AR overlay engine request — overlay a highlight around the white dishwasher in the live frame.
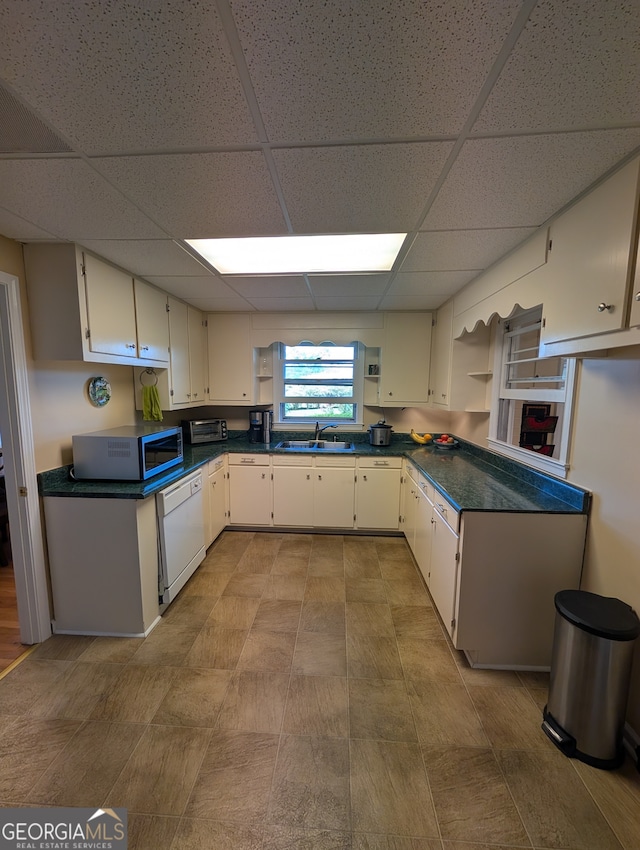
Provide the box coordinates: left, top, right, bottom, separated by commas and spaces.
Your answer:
156, 469, 206, 604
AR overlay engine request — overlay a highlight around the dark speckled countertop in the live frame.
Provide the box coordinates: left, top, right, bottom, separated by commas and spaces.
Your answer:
37, 432, 590, 514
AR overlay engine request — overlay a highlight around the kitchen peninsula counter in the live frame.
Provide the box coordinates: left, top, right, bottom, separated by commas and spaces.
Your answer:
38, 433, 589, 515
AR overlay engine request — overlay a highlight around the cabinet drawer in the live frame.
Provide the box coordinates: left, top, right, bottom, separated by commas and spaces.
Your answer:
358, 456, 402, 469
272, 454, 313, 467
416, 473, 434, 503
315, 455, 356, 468
432, 490, 459, 531
228, 454, 270, 466
208, 457, 226, 475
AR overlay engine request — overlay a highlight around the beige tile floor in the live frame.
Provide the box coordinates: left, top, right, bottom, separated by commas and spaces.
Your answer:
1, 531, 639, 850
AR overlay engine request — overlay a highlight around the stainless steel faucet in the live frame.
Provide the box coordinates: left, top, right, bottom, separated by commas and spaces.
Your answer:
314, 422, 338, 440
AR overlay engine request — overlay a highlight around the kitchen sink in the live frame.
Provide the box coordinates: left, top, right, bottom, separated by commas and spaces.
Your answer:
275, 440, 354, 452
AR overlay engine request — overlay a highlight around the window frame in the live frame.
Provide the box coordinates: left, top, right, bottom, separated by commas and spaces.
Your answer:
273, 341, 365, 427
487, 309, 577, 479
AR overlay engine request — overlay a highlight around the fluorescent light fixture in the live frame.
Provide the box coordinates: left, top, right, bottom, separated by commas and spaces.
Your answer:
186, 233, 406, 274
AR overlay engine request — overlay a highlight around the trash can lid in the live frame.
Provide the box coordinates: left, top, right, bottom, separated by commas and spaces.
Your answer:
555, 590, 640, 641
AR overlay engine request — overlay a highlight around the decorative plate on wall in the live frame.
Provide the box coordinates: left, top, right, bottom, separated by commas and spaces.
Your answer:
88, 376, 111, 407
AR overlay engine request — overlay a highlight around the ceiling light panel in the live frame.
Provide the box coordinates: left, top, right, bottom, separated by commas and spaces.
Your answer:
272, 143, 453, 233
186, 234, 406, 274
229, 0, 521, 141
0, 0, 258, 153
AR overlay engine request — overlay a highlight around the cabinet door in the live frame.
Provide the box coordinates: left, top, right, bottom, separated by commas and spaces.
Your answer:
541, 158, 640, 345
83, 253, 138, 358
379, 313, 432, 405
228, 464, 271, 526
167, 297, 191, 405
413, 486, 433, 584
429, 507, 460, 638
134, 279, 169, 363
188, 306, 206, 403
314, 468, 354, 528
273, 466, 314, 526
356, 468, 401, 530
430, 299, 453, 407
209, 465, 227, 543
401, 470, 418, 553
208, 314, 256, 404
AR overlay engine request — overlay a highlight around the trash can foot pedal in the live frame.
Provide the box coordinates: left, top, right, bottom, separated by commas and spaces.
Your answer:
542, 706, 625, 770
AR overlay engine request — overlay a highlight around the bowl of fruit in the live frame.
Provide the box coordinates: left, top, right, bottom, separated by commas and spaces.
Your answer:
434, 434, 459, 449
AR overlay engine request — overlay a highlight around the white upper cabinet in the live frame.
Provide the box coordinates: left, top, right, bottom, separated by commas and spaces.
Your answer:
540, 157, 640, 354
24, 243, 169, 366
134, 278, 170, 363
208, 313, 257, 405
378, 313, 432, 406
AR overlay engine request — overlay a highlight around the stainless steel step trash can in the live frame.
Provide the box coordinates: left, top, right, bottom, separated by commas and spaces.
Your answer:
542, 589, 640, 769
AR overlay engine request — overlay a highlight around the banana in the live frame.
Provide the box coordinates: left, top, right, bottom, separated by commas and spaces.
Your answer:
410, 429, 428, 444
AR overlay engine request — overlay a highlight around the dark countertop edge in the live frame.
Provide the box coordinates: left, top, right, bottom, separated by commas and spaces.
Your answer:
37, 431, 590, 514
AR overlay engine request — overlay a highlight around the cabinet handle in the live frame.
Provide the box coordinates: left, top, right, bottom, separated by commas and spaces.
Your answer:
241, 458, 255, 463
363, 474, 368, 481
242, 392, 247, 397
126, 343, 136, 349
306, 474, 310, 480
388, 391, 393, 396
193, 392, 198, 397
597, 302, 613, 312
318, 474, 322, 481
635, 292, 640, 302
373, 460, 389, 466
261, 473, 266, 479
140, 345, 149, 351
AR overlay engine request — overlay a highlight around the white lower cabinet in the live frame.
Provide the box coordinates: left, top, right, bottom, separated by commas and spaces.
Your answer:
413, 482, 434, 584
428, 498, 460, 639
207, 456, 228, 545
228, 455, 272, 526
355, 457, 402, 530
272, 455, 355, 529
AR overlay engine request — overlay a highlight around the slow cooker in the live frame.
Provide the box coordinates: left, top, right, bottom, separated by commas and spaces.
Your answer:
368, 420, 393, 446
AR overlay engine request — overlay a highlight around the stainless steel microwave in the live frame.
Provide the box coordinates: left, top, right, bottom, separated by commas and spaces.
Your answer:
182, 418, 227, 444
72, 425, 183, 481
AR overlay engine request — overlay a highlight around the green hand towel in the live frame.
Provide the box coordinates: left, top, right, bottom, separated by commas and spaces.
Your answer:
142, 384, 163, 421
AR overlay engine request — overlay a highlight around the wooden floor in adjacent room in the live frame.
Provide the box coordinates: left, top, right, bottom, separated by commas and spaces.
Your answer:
0, 550, 27, 673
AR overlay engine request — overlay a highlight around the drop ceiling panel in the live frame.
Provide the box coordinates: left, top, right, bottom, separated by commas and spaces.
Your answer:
0, 1, 258, 153
473, 0, 640, 134
187, 296, 255, 312
379, 295, 445, 311
225, 276, 310, 298
230, 0, 521, 141
308, 275, 390, 298
390, 271, 479, 296
313, 297, 385, 311
0, 159, 164, 239
94, 152, 288, 237
143, 276, 237, 300
0, 208, 58, 240
273, 142, 453, 233
77, 240, 209, 277
243, 296, 316, 311
401, 228, 538, 271
424, 131, 640, 230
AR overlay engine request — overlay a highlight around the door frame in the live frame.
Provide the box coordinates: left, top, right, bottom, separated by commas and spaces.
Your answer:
0, 271, 51, 644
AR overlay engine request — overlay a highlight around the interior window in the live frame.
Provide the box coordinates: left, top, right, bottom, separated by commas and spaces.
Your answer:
488, 307, 576, 477
274, 342, 363, 425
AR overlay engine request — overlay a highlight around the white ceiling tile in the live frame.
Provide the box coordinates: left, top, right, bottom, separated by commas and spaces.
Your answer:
391, 271, 478, 296
313, 297, 385, 311
93, 152, 288, 237
244, 297, 316, 311
424, 131, 640, 230
274, 143, 453, 233
230, 0, 521, 141
0, 207, 58, 240
0, 159, 164, 239
378, 295, 447, 310
225, 276, 310, 298
77, 240, 209, 276
187, 297, 256, 312
308, 275, 390, 297
474, 0, 640, 134
0, 1, 258, 153
143, 276, 237, 299
401, 228, 537, 271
